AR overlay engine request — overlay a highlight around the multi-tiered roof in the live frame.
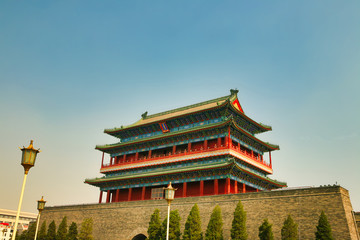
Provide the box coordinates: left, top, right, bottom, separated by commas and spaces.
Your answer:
86, 90, 286, 202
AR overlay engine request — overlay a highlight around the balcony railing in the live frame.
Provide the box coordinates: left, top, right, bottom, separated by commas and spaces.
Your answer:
101, 143, 271, 170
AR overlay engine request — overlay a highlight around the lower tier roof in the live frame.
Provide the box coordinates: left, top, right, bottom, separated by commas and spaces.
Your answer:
85, 158, 286, 191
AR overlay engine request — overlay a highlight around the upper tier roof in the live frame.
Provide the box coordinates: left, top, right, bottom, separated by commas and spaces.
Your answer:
104, 89, 271, 137
96, 116, 279, 153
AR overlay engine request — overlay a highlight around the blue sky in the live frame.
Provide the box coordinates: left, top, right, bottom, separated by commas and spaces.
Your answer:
1, 1, 359, 213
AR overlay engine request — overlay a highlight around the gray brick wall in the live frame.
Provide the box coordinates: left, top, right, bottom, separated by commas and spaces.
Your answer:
41, 186, 359, 240
355, 212, 360, 235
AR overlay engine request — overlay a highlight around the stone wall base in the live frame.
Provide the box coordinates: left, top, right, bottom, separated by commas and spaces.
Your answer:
41, 186, 359, 240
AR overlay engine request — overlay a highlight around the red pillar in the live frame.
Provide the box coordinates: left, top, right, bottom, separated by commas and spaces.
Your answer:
228, 126, 231, 147
141, 186, 146, 200
251, 150, 254, 158
256, 189, 259, 192
238, 142, 241, 150
234, 181, 238, 194
183, 182, 187, 197
101, 152, 104, 167
99, 191, 103, 203
115, 189, 119, 202
214, 179, 218, 195
106, 190, 111, 203
204, 140, 208, 149
242, 183, 246, 193
110, 157, 113, 166
128, 188, 132, 201
148, 150, 152, 159
200, 180, 204, 196
135, 152, 139, 161
123, 154, 126, 163
217, 137, 221, 147
225, 178, 230, 194
188, 142, 192, 152
172, 145, 176, 154
269, 152, 272, 167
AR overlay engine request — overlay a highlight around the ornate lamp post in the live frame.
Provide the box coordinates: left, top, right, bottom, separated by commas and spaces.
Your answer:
11, 140, 40, 240
34, 196, 46, 240
164, 182, 176, 240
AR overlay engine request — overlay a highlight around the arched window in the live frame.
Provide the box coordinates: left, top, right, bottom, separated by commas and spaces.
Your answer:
132, 233, 147, 240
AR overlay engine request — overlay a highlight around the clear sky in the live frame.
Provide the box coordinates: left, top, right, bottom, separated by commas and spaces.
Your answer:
1, 1, 359, 213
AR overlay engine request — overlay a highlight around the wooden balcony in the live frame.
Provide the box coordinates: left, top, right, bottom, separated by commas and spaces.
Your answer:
101, 142, 272, 174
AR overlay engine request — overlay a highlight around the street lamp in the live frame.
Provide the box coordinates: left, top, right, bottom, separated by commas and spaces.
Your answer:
164, 182, 176, 240
11, 140, 40, 240
34, 196, 46, 240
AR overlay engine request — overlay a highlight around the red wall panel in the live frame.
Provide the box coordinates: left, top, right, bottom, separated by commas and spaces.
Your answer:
204, 180, 214, 195
187, 181, 200, 197
131, 187, 142, 201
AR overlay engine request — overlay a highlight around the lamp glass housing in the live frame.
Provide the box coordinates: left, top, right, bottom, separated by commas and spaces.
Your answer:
21, 149, 38, 166
164, 188, 175, 200
20, 140, 40, 172
37, 197, 46, 211
164, 183, 175, 201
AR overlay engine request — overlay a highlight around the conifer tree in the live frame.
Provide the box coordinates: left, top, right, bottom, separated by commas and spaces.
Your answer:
161, 210, 181, 240
57, 216, 68, 240
26, 221, 37, 240
281, 215, 298, 240
258, 219, 274, 240
67, 222, 78, 240
205, 205, 223, 240
230, 200, 247, 240
16, 222, 36, 240
15, 231, 20, 240
147, 209, 162, 240
47, 221, 57, 240
315, 211, 334, 240
17, 230, 28, 240
183, 204, 203, 240
78, 218, 94, 240
38, 221, 47, 240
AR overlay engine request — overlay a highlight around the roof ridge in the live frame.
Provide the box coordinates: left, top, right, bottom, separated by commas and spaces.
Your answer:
144, 94, 230, 119
104, 91, 239, 134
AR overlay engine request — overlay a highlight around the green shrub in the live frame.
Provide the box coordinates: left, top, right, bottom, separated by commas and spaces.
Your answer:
183, 204, 203, 240
258, 219, 274, 240
147, 209, 161, 240
281, 215, 298, 240
315, 211, 333, 240
230, 200, 247, 240
205, 205, 223, 240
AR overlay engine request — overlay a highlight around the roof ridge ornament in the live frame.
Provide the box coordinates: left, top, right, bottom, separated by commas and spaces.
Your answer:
230, 89, 239, 96
141, 111, 148, 119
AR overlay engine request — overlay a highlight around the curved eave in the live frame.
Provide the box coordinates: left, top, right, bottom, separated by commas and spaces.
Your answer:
96, 117, 233, 152
230, 119, 279, 152
104, 119, 143, 135
104, 96, 230, 136
228, 102, 272, 133
233, 160, 286, 187
85, 161, 230, 185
